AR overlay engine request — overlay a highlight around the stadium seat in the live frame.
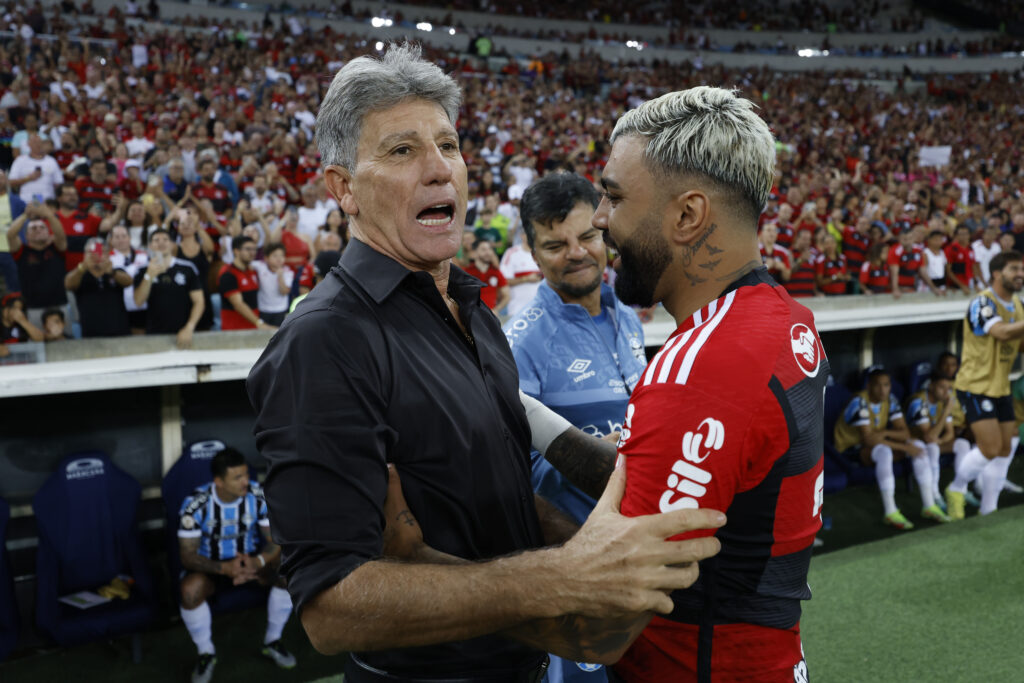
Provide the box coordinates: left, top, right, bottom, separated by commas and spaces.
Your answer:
907, 361, 933, 395
161, 440, 266, 613
0, 496, 19, 662
32, 452, 157, 650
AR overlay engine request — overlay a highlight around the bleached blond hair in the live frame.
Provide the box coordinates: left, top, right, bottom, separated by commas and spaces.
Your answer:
610, 86, 775, 222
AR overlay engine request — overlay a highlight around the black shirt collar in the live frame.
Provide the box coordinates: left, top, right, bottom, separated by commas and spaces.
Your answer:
340, 238, 482, 305
718, 265, 774, 299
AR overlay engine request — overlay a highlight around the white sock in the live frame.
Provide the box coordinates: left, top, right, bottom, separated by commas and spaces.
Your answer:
980, 455, 1012, 515
871, 444, 898, 515
950, 446, 989, 493
264, 586, 293, 645
180, 602, 215, 655
926, 442, 942, 500
1012, 436, 1020, 457
910, 442, 934, 508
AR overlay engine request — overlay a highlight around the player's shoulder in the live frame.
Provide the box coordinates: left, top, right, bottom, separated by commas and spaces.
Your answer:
247, 480, 265, 499
181, 484, 213, 515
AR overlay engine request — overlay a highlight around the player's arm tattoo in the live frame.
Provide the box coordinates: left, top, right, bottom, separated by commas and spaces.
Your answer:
179, 536, 223, 575
543, 428, 617, 500
502, 612, 652, 665
259, 525, 281, 566
534, 494, 580, 546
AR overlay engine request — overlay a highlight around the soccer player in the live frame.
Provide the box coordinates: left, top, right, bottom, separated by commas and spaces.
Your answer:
588, 86, 826, 680
945, 250, 1024, 519
906, 372, 962, 521
834, 368, 928, 529
178, 447, 296, 683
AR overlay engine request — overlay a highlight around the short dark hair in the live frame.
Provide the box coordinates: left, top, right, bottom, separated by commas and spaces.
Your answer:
211, 447, 247, 479
42, 307, 65, 324
928, 370, 951, 385
989, 250, 1022, 277
264, 242, 285, 258
866, 367, 890, 384
927, 229, 945, 241
148, 227, 171, 243
520, 172, 600, 249
232, 235, 255, 252
472, 237, 492, 251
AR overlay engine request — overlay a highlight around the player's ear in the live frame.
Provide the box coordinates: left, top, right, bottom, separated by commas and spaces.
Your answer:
666, 189, 710, 247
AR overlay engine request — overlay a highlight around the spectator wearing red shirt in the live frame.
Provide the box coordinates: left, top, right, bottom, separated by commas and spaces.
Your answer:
782, 229, 817, 298
888, 230, 923, 298
463, 239, 509, 311
218, 235, 274, 331
191, 158, 233, 216
758, 222, 791, 284
842, 217, 872, 283
774, 203, 796, 250
859, 243, 892, 294
119, 159, 145, 199
74, 158, 117, 213
55, 183, 103, 271
943, 224, 975, 293
815, 233, 850, 295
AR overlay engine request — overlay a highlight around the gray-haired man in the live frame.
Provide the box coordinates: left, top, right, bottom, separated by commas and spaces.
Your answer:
247, 43, 724, 682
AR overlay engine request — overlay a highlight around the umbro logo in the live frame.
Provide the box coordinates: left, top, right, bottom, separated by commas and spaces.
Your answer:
567, 359, 591, 374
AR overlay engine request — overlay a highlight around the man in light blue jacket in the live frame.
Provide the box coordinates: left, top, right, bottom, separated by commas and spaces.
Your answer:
503, 172, 647, 683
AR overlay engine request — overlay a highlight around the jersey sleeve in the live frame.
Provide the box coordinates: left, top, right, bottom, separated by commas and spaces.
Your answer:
218, 269, 240, 297
619, 384, 785, 541
889, 394, 904, 421
907, 397, 928, 426
886, 245, 900, 267
253, 482, 271, 528
178, 495, 204, 539
967, 295, 1000, 336
843, 396, 869, 427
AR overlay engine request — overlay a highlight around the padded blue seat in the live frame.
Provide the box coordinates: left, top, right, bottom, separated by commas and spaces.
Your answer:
161, 440, 266, 614
33, 452, 157, 647
0, 496, 19, 661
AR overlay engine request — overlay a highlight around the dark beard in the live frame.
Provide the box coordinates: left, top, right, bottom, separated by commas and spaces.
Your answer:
613, 217, 672, 307
554, 267, 603, 299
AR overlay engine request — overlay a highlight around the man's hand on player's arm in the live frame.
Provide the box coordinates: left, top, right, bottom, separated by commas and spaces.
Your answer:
303, 458, 724, 658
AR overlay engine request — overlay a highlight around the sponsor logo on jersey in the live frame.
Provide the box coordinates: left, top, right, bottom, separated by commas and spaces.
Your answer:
174, 272, 186, 286
790, 323, 821, 377
813, 472, 824, 518
567, 358, 595, 382
630, 335, 646, 363
66, 457, 105, 480
181, 515, 197, 530
793, 658, 809, 683
858, 408, 870, 419
682, 418, 725, 464
981, 305, 994, 318
617, 403, 635, 449
659, 458, 712, 512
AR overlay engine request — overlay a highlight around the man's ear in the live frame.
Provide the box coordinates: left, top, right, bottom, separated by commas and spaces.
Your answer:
324, 164, 358, 217
666, 189, 711, 246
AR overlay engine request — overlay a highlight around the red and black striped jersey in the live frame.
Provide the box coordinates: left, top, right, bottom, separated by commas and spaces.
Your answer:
616, 268, 826, 682
191, 181, 233, 215
217, 263, 260, 330
841, 225, 870, 272
944, 242, 974, 286
860, 262, 890, 293
73, 177, 116, 212
815, 253, 848, 295
775, 222, 796, 250
783, 250, 816, 298
887, 243, 922, 290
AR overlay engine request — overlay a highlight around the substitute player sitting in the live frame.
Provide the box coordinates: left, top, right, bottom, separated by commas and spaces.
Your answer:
946, 250, 1024, 519
178, 447, 296, 683
905, 372, 959, 522
834, 368, 928, 529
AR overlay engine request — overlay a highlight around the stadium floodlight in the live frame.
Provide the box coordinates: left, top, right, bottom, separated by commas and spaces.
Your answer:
449, 28, 456, 35
375, 41, 384, 51
370, 17, 394, 28
416, 22, 433, 32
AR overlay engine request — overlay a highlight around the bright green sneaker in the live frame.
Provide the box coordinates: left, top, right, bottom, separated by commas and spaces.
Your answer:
922, 504, 952, 523
884, 510, 915, 530
945, 486, 966, 520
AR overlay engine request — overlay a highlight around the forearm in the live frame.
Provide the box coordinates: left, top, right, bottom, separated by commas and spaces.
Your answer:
133, 278, 152, 306
232, 299, 261, 326
181, 550, 223, 575
535, 495, 579, 545
64, 264, 86, 290
183, 296, 204, 330
543, 428, 616, 500
302, 550, 569, 655
501, 612, 652, 666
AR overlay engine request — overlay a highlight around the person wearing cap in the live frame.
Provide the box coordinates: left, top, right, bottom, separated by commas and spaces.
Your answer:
119, 159, 145, 200
247, 44, 723, 682
6, 199, 68, 328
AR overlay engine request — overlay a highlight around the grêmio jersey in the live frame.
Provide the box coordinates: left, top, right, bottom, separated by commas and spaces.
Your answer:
178, 481, 268, 561
833, 390, 903, 454
615, 268, 827, 682
955, 288, 1024, 398
907, 391, 953, 432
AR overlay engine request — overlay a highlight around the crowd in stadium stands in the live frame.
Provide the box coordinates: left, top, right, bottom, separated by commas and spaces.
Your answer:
0, 0, 1023, 352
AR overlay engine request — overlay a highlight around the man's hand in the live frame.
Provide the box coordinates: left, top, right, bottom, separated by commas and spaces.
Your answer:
552, 457, 724, 618
220, 556, 253, 584
176, 325, 194, 349
904, 440, 924, 457
381, 464, 426, 561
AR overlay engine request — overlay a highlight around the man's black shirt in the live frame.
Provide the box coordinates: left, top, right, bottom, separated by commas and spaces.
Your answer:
133, 258, 201, 334
77, 270, 130, 337
15, 244, 67, 308
247, 239, 545, 677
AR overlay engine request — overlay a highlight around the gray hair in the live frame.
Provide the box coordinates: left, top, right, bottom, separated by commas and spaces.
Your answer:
610, 86, 775, 222
316, 43, 462, 171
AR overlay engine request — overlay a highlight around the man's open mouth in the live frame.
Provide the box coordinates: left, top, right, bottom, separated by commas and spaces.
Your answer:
417, 202, 455, 226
